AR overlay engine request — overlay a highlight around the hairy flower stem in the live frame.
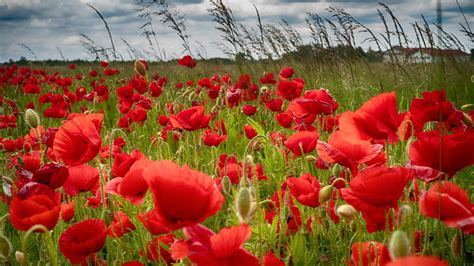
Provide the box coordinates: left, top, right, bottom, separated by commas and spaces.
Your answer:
21, 225, 57, 266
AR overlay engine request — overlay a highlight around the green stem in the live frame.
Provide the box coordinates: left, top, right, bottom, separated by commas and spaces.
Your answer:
21, 224, 57, 266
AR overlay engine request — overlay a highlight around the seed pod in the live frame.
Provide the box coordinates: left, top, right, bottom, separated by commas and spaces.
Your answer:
15, 251, 24, 264
318, 185, 334, 205
305, 155, 317, 162
0, 234, 12, 262
450, 234, 461, 257
134, 60, 147, 77
396, 204, 413, 227
235, 186, 255, 223
389, 230, 411, 260
221, 175, 231, 195
461, 103, 474, 111
331, 164, 343, 177
24, 109, 40, 128
462, 112, 472, 127
336, 204, 357, 220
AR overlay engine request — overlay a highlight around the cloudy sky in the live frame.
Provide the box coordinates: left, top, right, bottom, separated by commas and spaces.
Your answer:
0, 0, 472, 62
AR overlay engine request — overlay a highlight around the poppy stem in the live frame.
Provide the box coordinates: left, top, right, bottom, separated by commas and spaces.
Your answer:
35, 127, 44, 165
21, 224, 57, 266
0, 213, 9, 232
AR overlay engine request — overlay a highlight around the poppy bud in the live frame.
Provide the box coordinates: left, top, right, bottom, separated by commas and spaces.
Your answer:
235, 186, 256, 223
221, 176, 232, 195
461, 103, 474, 111
319, 185, 334, 205
305, 155, 317, 162
462, 112, 472, 127
24, 109, 40, 128
245, 155, 254, 167
15, 251, 24, 264
396, 204, 413, 227
0, 234, 12, 262
134, 60, 147, 77
337, 204, 356, 220
389, 230, 410, 260
450, 234, 461, 257
331, 164, 343, 177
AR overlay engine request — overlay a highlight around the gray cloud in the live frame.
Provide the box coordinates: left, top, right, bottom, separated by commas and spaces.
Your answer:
0, 0, 472, 62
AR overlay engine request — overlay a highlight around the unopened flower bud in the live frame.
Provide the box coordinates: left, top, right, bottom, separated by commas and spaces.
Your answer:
461, 103, 474, 111
15, 251, 24, 264
305, 155, 317, 162
331, 164, 343, 177
337, 204, 356, 220
24, 109, 40, 128
318, 185, 334, 205
0, 234, 12, 261
389, 230, 411, 260
451, 234, 461, 257
245, 155, 254, 166
134, 60, 147, 76
221, 176, 231, 195
462, 112, 472, 127
235, 186, 256, 223
396, 204, 413, 227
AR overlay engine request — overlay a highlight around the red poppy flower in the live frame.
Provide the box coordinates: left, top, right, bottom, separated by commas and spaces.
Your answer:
287, 89, 338, 119
178, 55, 197, 68
106, 159, 150, 205
265, 186, 305, 234
169, 106, 210, 131
63, 164, 99, 196
59, 219, 107, 264
279, 67, 294, 79
276, 79, 303, 101
317, 130, 384, 173
348, 241, 390, 266
276, 112, 293, 128
339, 92, 405, 144
143, 160, 224, 230
263, 252, 285, 266
284, 131, 319, 157
61, 201, 75, 222
386, 256, 448, 266
203, 130, 227, 147
419, 181, 473, 234
244, 124, 258, 139
260, 73, 277, 84
409, 90, 464, 132
242, 104, 257, 116
170, 223, 259, 266
286, 173, 321, 207
137, 210, 171, 235
341, 167, 412, 233
9, 183, 60, 231
112, 149, 146, 178
409, 130, 474, 182
31, 163, 69, 189
53, 113, 103, 166
265, 98, 284, 112
107, 211, 136, 238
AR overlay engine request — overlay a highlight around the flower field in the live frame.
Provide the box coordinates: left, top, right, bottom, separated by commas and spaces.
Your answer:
0, 57, 473, 266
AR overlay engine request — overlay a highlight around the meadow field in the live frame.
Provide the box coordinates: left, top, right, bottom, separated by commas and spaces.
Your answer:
0, 55, 473, 265
1, 0, 474, 265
